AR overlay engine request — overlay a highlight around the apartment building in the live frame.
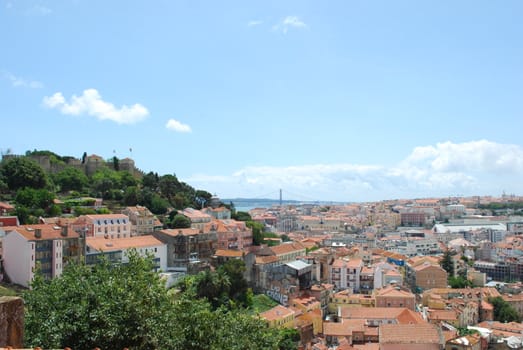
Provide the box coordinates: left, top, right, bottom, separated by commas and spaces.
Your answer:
74, 214, 131, 239
85, 235, 167, 271
374, 284, 416, 310
412, 263, 448, 291
3, 224, 83, 287
181, 208, 212, 231
121, 205, 160, 236
153, 228, 217, 270
206, 219, 253, 250
330, 258, 363, 292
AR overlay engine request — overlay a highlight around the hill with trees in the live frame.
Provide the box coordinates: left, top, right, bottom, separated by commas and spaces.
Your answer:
0, 150, 213, 224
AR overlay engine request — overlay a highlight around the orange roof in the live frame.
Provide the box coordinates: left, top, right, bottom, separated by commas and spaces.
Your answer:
375, 285, 415, 298
7, 224, 79, 241
182, 208, 212, 220
159, 228, 200, 236
260, 305, 295, 322
427, 309, 458, 321
86, 235, 164, 251
340, 307, 424, 324
413, 263, 445, 272
255, 255, 279, 264
214, 249, 243, 258
379, 323, 441, 344
270, 242, 305, 255
323, 322, 349, 336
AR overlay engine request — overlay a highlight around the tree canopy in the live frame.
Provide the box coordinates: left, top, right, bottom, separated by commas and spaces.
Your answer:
489, 296, 522, 323
440, 250, 454, 276
0, 157, 48, 191
24, 252, 283, 350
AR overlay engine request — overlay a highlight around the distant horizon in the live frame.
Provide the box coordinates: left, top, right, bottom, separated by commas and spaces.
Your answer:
3, 149, 521, 204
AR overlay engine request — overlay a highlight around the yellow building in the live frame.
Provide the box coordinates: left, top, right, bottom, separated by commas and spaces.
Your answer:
291, 296, 322, 334
328, 289, 375, 313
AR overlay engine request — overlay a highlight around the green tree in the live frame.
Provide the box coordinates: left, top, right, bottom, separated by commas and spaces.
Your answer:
53, 167, 89, 193
193, 270, 231, 309
141, 171, 159, 190
278, 328, 300, 350
25, 251, 282, 350
247, 221, 265, 246
24, 251, 177, 349
15, 187, 55, 210
171, 214, 191, 228
489, 296, 522, 323
194, 190, 212, 209
158, 174, 181, 203
233, 211, 252, 221
112, 156, 119, 171
448, 276, 473, 288
0, 157, 48, 191
149, 194, 169, 215
440, 250, 454, 276
218, 259, 251, 307
123, 186, 139, 206
90, 168, 120, 199
119, 170, 138, 187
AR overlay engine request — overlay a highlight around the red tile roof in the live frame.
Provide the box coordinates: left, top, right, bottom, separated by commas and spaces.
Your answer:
269, 241, 306, 255
86, 235, 164, 251
6, 224, 79, 240
379, 323, 441, 344
214, 249, 244, 258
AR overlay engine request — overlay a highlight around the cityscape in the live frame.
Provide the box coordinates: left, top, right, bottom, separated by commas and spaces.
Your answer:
2, 1, 523, 349
1, 151, 523, 349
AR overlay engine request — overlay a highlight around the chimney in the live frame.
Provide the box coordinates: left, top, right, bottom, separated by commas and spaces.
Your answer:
61, 226, 68, 237
34, 228, 42, 238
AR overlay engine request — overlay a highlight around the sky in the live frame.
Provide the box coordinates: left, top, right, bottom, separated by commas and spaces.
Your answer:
1, 0, 522, 202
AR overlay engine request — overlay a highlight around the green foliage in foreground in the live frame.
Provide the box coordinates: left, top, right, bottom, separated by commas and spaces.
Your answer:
24, 251, 283, 350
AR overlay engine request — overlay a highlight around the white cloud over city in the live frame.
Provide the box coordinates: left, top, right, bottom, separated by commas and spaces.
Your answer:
186, 140, 523, 202
43, 89, 149, 124
166, 118, 192, 133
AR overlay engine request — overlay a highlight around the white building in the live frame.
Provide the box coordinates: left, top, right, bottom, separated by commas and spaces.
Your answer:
74, 214, 132, 239
85, 235, 167, 271
330, 258, 363, 292
3, 224, 82, 288
121, 205, 159, 236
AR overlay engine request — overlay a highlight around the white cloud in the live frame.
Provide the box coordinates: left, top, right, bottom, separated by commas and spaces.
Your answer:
185, 140, 523, 202
166, 118, 192, 133
43, 89, 149, 124
273, 16, 307, 34
402, 140, 523, 173
3, 71, 43, 88
247, 20, 263, 27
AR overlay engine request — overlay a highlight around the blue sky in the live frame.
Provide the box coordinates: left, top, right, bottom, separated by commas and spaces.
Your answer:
1, 0, 522, 202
